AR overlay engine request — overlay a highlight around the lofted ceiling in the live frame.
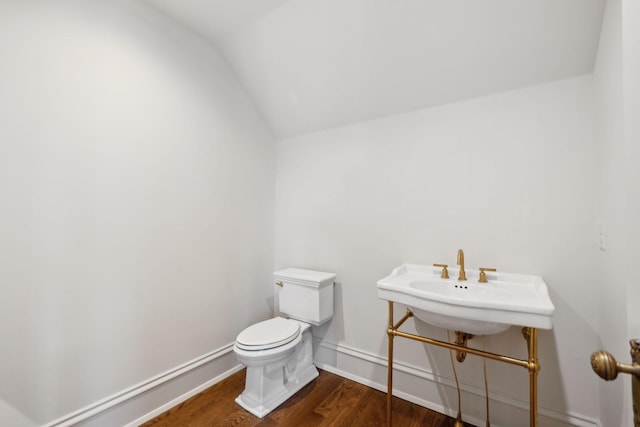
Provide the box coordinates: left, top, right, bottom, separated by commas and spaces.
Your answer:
147, 0, 606, 139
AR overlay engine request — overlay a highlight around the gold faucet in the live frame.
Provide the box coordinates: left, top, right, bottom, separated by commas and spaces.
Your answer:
457, 249, 467, 281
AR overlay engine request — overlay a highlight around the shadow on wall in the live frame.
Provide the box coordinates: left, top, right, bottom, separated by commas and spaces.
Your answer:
0, 399, 36, 427
311, 281, 346, 365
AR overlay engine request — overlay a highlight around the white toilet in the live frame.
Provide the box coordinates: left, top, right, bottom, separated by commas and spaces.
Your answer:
233, 267, 336, 418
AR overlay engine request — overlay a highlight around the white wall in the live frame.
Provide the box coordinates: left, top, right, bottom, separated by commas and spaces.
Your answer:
0, 2, 632, 426
275, 75, 601, 425
624, 0, 640, 423
592, 0, 628, 425
593, 0, 640, 425
0, 1, 274, 425
622, 0, 640, 342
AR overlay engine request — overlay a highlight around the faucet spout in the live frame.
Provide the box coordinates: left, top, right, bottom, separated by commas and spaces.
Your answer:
457, 249, 467, 281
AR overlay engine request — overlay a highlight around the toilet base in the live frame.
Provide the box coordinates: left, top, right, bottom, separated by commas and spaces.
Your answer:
235, 324, 317, 418
235, 364, 318, 418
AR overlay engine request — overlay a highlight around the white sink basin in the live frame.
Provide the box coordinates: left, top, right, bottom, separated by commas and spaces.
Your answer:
377, 264, 555, 335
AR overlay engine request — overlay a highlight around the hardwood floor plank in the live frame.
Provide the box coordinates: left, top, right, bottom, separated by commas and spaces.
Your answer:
141, 369, 471, 426
314, 376, 366, 424
260, 373, 334, 426
348, 389, 388, 426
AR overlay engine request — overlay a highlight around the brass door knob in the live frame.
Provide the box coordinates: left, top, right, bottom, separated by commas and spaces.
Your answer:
591, 340, 640, 381
591, 351, 623, 380
591, 340, 640, 426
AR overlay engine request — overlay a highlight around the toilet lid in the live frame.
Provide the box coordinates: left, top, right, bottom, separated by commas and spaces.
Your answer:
236, 317, 300, 351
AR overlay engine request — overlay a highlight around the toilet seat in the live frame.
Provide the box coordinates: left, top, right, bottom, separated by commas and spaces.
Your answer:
236, 317, 300, 351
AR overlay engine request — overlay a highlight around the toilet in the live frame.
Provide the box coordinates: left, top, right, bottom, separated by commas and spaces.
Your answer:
233, 267, 336, 418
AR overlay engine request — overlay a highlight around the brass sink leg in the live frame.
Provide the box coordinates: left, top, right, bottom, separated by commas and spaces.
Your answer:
386, 303, 414, 427
387, 301, 394, 427
455, 331, 474, 362
523, 327, 539, 427
448, 331, 465, 427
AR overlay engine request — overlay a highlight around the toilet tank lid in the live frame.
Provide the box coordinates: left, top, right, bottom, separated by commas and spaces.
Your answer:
273, 268, 336, 288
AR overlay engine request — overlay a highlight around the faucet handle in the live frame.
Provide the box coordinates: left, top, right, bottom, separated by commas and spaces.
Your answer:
433, 263, 449, 279
478, 268, 497, 283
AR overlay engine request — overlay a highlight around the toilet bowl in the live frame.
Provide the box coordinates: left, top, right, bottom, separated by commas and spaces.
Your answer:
234, 317, 317, 417
233, 268, 336, 418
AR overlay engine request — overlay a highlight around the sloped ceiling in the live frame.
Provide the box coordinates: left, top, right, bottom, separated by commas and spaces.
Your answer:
147, 0, 605, 139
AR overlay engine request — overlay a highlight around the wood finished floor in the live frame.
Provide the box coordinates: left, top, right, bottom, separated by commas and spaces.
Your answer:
142, 369, 472, 426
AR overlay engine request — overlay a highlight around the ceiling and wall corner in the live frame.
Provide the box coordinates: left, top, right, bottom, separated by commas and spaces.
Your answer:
147, 0, 606, 138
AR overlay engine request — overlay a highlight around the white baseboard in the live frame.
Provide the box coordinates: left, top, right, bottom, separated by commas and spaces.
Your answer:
313, 338, 601, 427
125, 362, 244, 427
43, 343, 241, 427
41, 337, 602, 427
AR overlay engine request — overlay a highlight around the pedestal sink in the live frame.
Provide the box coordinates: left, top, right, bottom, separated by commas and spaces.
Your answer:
377, 264, 555, 335
379, 263, 555, 426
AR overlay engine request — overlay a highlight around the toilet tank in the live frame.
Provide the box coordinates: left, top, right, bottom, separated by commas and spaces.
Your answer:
274, 268, 336, 325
